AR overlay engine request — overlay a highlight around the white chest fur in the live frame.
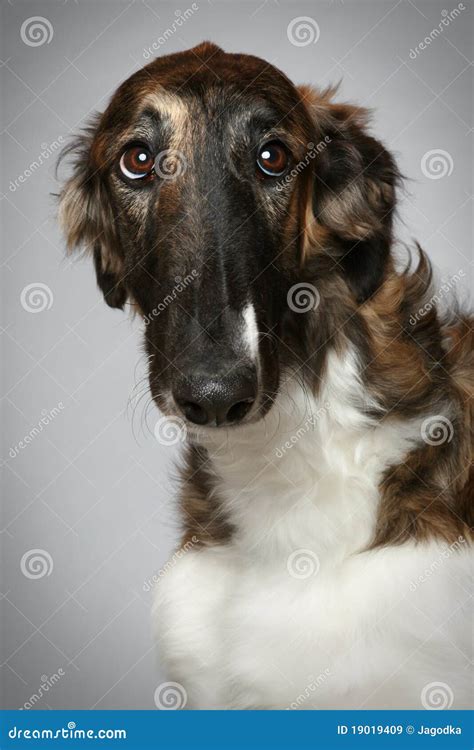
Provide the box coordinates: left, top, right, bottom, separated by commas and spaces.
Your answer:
152, 349, 472, 709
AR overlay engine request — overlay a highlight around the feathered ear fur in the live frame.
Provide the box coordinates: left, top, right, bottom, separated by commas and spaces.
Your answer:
300, 85, 400, 302
58, 115, 128, 309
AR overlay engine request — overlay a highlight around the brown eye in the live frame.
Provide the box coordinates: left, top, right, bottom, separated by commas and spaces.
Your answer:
119, 145, 154, 180
256, 141, 288, 177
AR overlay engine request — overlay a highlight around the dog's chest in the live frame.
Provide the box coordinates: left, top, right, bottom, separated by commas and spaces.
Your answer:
154, 518, 469, 709
154, 389, 440, 708
153, 368, 471, 708
208, 381, 416, 561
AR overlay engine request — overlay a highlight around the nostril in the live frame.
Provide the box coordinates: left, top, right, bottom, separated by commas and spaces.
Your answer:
226, 398, 254, 424
179, 400, 208, 426
173, 369, 257, 427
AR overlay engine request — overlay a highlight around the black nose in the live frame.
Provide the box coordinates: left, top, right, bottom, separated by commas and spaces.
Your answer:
173, 367, 257, 426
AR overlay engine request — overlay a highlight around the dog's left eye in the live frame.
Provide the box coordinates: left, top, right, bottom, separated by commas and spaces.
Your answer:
119, 146, 154, 180
256, 141, 288, 177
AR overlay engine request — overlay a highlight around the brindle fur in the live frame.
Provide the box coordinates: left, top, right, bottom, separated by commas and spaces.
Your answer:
58, 42, 473, 552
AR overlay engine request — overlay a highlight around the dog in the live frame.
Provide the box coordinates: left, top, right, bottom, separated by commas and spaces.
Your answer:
59, 42, 473, 710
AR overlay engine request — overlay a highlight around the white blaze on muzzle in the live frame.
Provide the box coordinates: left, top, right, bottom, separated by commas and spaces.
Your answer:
242, 302, 259, 362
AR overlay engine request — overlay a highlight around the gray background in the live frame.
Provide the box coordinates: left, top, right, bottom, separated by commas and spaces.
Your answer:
1, 0, 472, 710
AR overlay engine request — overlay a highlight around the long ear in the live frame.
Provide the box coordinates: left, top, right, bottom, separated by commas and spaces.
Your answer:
300, 86, 400, 302
58, 115, 128, 309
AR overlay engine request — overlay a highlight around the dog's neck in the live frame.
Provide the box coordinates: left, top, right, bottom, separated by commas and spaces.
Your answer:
179, 264, 471, 554
191, 343, 420, 562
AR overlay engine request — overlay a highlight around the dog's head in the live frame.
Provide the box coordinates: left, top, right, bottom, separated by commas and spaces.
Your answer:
59, 42, 399, 429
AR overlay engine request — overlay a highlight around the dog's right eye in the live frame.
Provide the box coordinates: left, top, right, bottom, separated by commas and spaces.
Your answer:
119, 146, 154, 180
